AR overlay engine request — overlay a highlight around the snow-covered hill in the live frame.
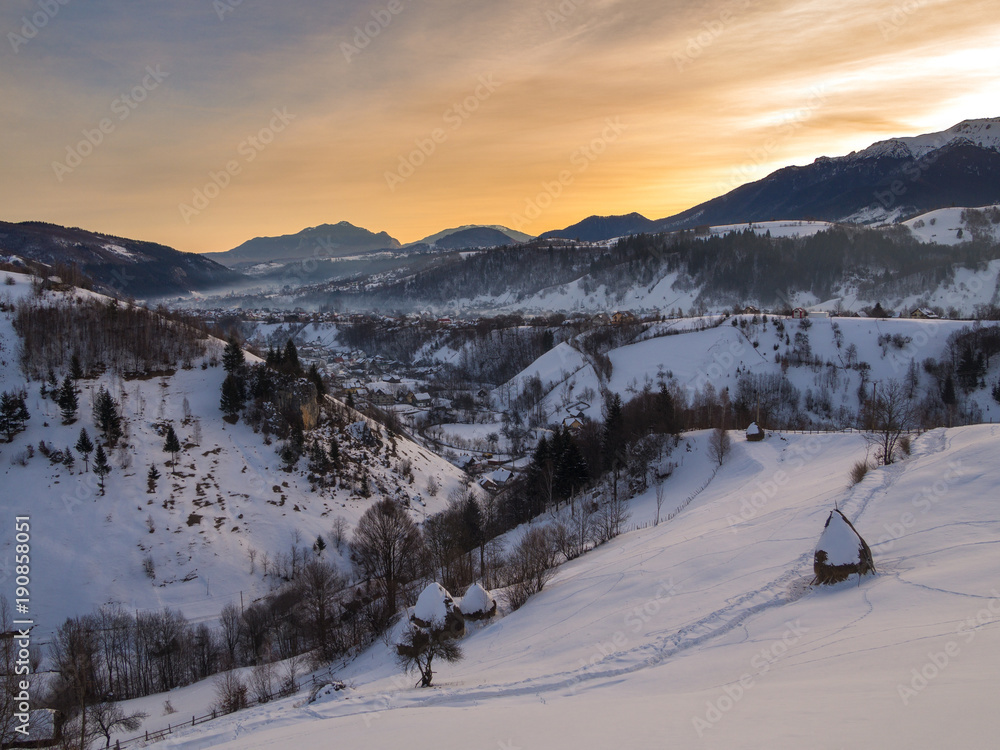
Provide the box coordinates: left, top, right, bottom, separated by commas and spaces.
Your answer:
903, 205, 1000, 246
122, 423, 1000, 749
0, 274, 468, 638
503, 314, 1000, 427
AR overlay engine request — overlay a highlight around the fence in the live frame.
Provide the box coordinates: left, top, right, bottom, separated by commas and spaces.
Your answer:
114, 707, 232, 749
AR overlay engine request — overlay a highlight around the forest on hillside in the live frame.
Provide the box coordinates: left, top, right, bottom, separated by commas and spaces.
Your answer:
303, 227, 1000, 313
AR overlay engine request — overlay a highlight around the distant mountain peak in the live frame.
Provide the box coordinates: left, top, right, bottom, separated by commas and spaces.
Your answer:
409, 225, 534, 248
651, 116, 1000, 232
538, 212, 654, 242
206, 222, 401, 267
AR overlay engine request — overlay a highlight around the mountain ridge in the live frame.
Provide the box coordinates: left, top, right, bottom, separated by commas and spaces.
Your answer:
0, 220, 243, 298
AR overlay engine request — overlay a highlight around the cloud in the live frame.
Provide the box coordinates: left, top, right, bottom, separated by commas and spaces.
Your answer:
0, 0, 997, 251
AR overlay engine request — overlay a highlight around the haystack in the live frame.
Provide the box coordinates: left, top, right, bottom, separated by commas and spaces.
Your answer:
746, 422, 764, 442
813, 509, 876, 584
410, 582, 466, 638
459, 583, 497, 621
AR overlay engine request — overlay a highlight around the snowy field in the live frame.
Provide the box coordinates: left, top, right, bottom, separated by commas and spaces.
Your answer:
123, 425, 1000, 749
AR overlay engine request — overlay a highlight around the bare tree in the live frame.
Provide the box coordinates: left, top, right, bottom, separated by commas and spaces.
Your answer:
504, 527, 557, 610
248, 661, 274, 704
654, 481, 666, 526
594, 492, 630, 544
861, 379, 916, 465
709, 427, 732, 467
296, 560, 346, 662
352, 498, 424, 616
329, 516, 348, 552
213, 670, 248, 714
90, 701, 147, 748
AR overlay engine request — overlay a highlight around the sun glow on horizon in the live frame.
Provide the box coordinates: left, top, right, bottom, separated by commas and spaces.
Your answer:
0, 0, 997, 252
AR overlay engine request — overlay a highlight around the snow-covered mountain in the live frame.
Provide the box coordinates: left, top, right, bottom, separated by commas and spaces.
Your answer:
536, 117, 1000, 242
856, 118, 1000, 160
658, 116, 1000, 231
0, 220, 243, 298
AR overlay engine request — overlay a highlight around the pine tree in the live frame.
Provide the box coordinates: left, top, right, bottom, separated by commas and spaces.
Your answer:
601, 392, 624, 473
328, 436, 340, 469
58, 376, 78, 424
147, 464, 160, 493
163, 425, 181, 475
75, 428, 94, 472
220, 373, 246, 420
93, 387, 123, 446
308, 441, 330, 475
941, 375, 957, 406
93, 444, 111, 496
308, 363, 326, 401
265, 345, 282, 368
222, 335, 245, 373
313, 535, 327, 556
0, 390, 30, 442
69, 353, 84, 380
555, 430, 589, 502
283, 339, 301, 376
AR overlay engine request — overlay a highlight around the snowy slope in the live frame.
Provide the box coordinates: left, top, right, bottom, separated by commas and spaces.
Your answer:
138, 424, 1000, 749
700, 220, 834, 239
859, 117, 1000, 160
0, 280, 468, 638
519, 314, 1000, 428
903, 205, 1000, 246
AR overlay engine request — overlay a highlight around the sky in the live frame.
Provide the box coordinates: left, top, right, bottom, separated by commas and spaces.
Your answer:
1, 0, 998, 254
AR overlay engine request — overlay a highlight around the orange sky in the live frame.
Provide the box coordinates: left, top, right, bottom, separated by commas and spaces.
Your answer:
1, 0, 998, 253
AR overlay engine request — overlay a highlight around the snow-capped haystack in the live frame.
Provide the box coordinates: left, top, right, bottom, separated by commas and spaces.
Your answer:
813, 510, 876, 585
459, 583, 497, 621
412, 582, 465, 637
746, 422, 764, 442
